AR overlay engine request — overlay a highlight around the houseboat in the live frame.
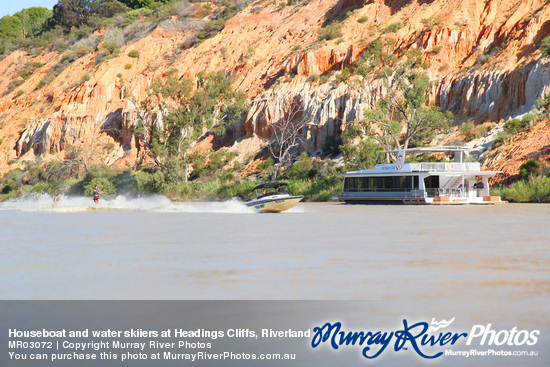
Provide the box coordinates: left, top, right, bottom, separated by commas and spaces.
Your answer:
340, 146, 506, 205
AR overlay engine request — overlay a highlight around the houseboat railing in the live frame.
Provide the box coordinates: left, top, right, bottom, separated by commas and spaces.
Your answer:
414, 163, 480, 172
380, 162, 482, 172
425, 188, 467, 197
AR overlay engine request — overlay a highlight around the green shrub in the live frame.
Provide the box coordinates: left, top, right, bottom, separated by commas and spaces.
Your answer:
504, 116, 531, 134
198, 19, 225, 40
104, 142, 116, 151
320, 75, 329, 83
421, 16, 442, 30
308, 73, 319, 82
474, 124, 489, 139
357, 16, 369, 24
502, 176, 550, 202
459, 122, 475, 141
163, 67, 178, 77
75, 46, 92, 58
80, 73, 91, 83
492, 131, 510, 148
317, 21, 342, 41
128, 49, 140, 58
519, 159, 542, 180
285, 152, 316, 180
381, 22, 403, 34
323, 135, 342, 155
335, 67, 350, 83
540, 36, 550, 56
521, 113, 536, 126
257, 157, 275, 171
475, 52, 492, 65
504, 119, 521, 133
125, 63, 132, 69
134, 170, 156, 193
27, 61, 43, 68
102, 41, 119, 54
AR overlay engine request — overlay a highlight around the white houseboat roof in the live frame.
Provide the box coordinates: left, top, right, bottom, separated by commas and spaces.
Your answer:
378, 146, 473, 154
346, 146, 502, 176
346, 162, 501, 176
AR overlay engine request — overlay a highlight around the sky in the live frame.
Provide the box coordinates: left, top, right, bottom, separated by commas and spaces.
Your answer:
0, 0, 58, 18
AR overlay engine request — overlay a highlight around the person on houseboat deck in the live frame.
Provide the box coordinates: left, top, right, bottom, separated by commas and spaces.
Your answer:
259, 188, 266, 198
93, 185, 104, 204
278, 187, 286, 195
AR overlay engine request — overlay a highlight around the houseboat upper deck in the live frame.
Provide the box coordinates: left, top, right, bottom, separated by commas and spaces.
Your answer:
340, 146, 506, 205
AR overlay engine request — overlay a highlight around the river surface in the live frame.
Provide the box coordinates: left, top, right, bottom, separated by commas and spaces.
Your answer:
1, 195, 549, 302
0, 195, 548, 365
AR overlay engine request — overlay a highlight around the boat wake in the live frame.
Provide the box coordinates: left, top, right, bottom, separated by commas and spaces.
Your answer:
162, 198, 255, 214
0, 194, 255, 214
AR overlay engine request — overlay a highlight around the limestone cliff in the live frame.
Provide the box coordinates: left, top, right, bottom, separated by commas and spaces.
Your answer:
1, 0, 550, 182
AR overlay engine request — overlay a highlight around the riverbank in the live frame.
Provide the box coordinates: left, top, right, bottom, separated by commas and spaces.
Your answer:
0, 162, 344, 203
2, 159, 550, 203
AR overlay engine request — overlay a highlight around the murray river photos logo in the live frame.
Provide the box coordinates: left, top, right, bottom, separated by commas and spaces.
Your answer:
310, 318, 540, 360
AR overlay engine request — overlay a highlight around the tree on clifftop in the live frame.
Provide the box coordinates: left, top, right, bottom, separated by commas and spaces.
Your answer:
118, 0, 170, 10
45, 0, 129, 31
0, 15, 22, 43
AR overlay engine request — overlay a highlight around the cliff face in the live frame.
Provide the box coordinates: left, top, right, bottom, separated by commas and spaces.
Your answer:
1, 0, 550, 181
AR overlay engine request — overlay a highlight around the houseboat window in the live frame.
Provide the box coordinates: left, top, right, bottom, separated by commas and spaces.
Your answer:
367, 177, 378, 189
344, 177, 357, 191
424, 175, 440, 188
344, 176, 417, 191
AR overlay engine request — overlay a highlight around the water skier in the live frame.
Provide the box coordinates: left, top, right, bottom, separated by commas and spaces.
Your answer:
93, 185, 104, 204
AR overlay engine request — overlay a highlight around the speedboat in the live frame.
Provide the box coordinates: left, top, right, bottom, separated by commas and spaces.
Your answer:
245, 183, 304, 213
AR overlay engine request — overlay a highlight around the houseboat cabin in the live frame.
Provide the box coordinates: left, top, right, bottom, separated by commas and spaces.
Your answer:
340, 146, 506, 205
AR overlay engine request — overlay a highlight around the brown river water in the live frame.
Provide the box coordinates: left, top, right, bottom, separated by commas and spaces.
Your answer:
0, 195, 548, 365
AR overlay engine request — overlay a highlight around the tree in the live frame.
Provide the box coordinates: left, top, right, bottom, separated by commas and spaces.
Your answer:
94, 0, 130, 18
266, 97, 309, 180
340, 138, 381, 171
119, 0, 153, 9
46, 0, 94, 30
0, 15, 23, 43
14, 7, 52, 37
118, 0, 170, 10
134, 71, 247, 183
347, 43, 452, 162
42, 120, 111, 182
46, 0, 129, 31
63, 122, 116, 177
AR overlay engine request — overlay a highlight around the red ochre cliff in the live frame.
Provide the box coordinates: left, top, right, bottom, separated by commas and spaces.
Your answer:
1, 0, 550, 182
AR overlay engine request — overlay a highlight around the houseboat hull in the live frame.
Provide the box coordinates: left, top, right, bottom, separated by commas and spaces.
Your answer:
340, 196, 506, 205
